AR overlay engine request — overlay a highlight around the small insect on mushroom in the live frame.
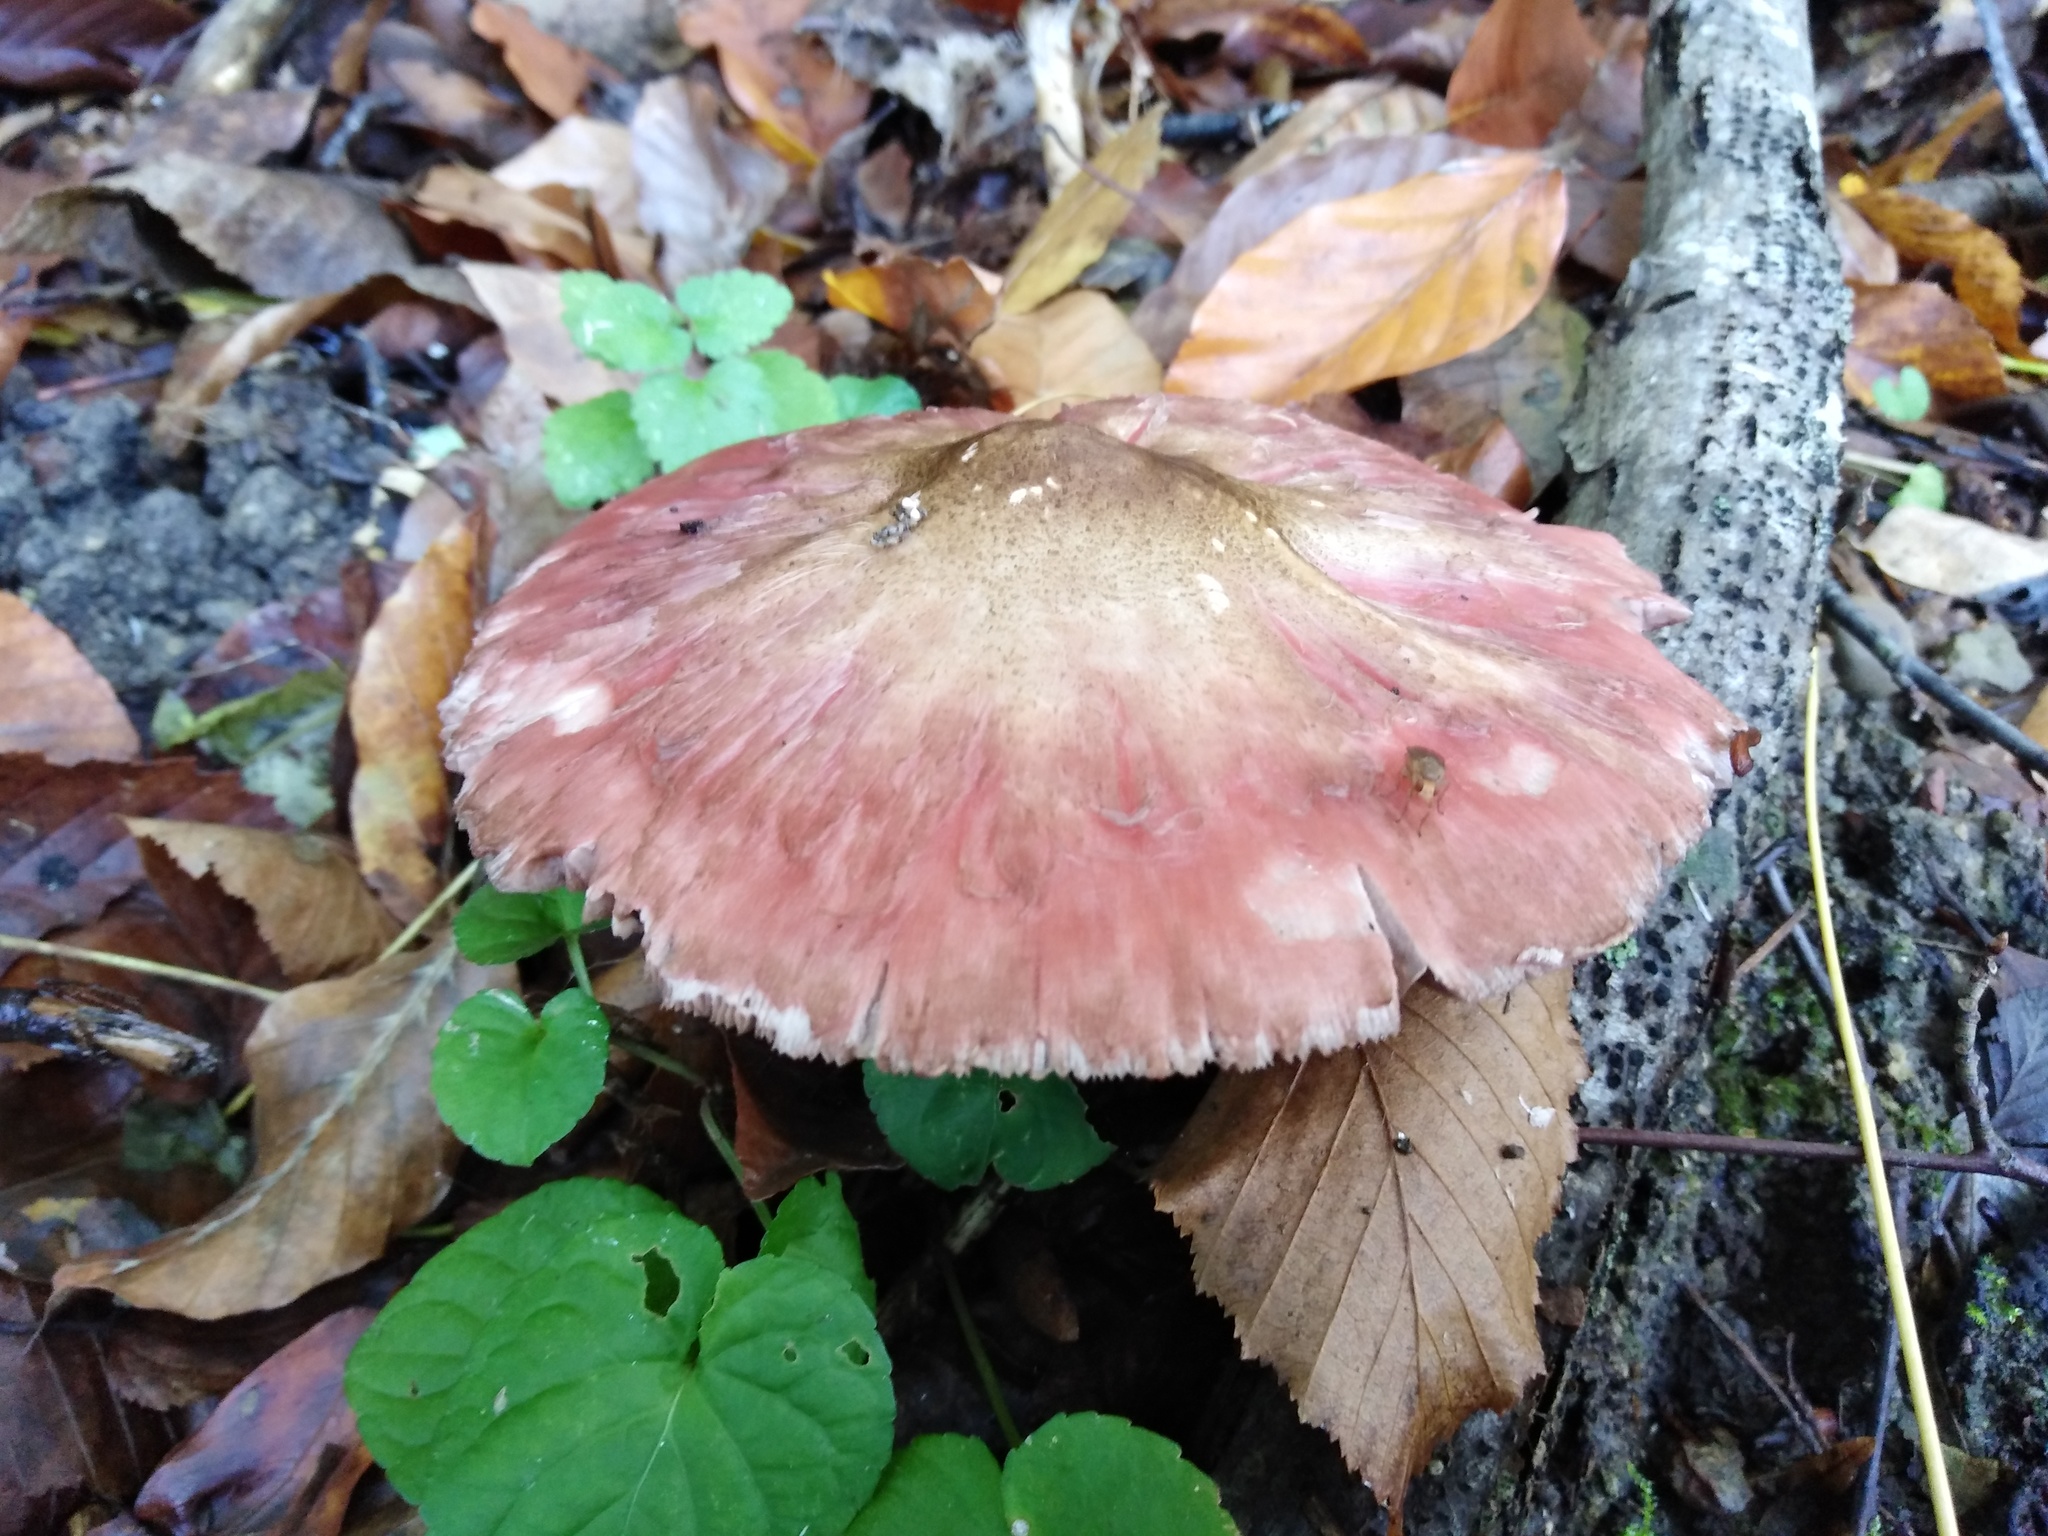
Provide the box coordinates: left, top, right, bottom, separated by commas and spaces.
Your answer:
1403, 746, 1447, 803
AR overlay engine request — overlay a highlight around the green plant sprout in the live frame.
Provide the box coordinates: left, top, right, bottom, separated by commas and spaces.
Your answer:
1620, 1464, 1658, 1536
1889, 461, 1946, 511
1870, 364, 1931, 424
543, 269, 921, 509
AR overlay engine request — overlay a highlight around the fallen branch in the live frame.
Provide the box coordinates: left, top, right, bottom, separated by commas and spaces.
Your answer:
1576, 1123, 2048, 1192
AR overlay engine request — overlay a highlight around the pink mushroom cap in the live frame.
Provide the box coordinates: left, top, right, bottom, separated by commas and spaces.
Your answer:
444, 396, 1741, 1077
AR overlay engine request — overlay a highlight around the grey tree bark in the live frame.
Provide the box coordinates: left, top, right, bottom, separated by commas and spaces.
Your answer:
1407, 0, 1850, 1527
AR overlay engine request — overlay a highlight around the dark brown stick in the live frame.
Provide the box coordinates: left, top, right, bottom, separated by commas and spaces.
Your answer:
1576, 1124, 2048, 1190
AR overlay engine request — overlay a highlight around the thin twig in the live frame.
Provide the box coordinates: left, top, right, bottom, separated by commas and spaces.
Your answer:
1576, 1123, 2048, 1189
377, 862, 481, 963
940, 1250, 1023, 1449
1821, 583, 2048, 780
1975, 0, 2048, 190
1856, 1175, 1909, 1536
1732, 900, 1812, 981
1955, 959, 2004, 1156
1683, 1286, 1828, 1455
0, 935, 281, 1003
1804, 647, 1961, 1536
1757, 842, 1837, 1000
34, 357, 176, 403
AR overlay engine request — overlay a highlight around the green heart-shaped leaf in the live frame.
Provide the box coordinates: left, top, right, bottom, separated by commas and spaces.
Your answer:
431, 987, 609, 1165
861, 1067, 1112, 1191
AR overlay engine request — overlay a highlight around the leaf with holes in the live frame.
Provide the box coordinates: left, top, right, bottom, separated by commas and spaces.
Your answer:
1166, 152, 1567, 402
1152, 974, 1582, 1519
861, 1066, 1112, 1191
432, 986, 610, 1165
346, 1177, 894, 1536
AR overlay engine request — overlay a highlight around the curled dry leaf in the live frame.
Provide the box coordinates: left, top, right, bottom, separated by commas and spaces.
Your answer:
1137, 132, 1482, 364
680, 0, 873, 163
1845, 281, 2006, 408
406, 163, 595, 269
134, 1307, 376, 1536
1, 756, 280, 940
824, 254, 998, 341
1850, 188, 2025, 352
492, 115, 653, 282
1401, 294, 1589, 491
470, 0, 594, 119
1443, 0, 1596, 149
1855, 502, 2048, 597
52, 936, 509, 1319
631, 75, 790, 289
1153, 973, 1582, 1514
0, 593, 140, 765
1168, 151, 1568, 402
1868, 90, 2003, 188
348, 518, 481, 921
459, 261, 632, 405
1826, 189, 1898, 286
969, 290, 1163, 412
1229, 75, 1449, 184
124, 820, 398, 984
1000, 105, 1167, 317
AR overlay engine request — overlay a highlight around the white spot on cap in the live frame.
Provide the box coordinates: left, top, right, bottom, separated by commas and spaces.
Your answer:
1008, 484, 1044, 504
1195, 572, 1230, 613
547, 684, 612, 735
961, 441, 978, 462
1247, 857, 1378, 942
1473, 741, 1560, 797
1520, 1096, 1556, 1129
1211, 536, 1226, 552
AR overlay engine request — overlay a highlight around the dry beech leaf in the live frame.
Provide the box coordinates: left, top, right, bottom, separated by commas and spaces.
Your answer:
1827, 189, 1899, 286
631, 75, 790, 289
1402, 293, 1588, 491
406, 163, 595, 269
0, 592, 139, 765
824, 254, 997, 340
1870, 89, 2003, 188
52, 937, 509, 1319
470, 0, 594, 119
1154, 973, 1582, 1515
1430, 416, 1533, 506
1138, 132, 1483, 364
124, 820, 398, 984
680, 0, 872, 163
1850, 188, 2024, 352
970, 289, 1162, 412
1229, 75, 1448, 184
1855, 502, 2048, 597
458, 261, 631, 405
106, 87, 319, 172
1845, 281, 2006, 407
1443, 0, 1596, 149
492, 114, 653, 282
134, 1307, 376, 1536
348, 518, 480, 920
1168, 151, 1567, 402
0, 0, 194, 91
1001, 104, 1167, 317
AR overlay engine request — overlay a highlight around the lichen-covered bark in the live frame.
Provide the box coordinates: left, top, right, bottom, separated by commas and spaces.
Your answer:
1406, 0, 1849, 1526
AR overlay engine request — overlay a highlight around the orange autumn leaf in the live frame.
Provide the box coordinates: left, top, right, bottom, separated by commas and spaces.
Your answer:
1869, 90, 2003, 188
1154, 974, 1582, 1519
1851, 188, 2025, 352
348, 517, 481, 919
0, 592, 140, 764
1845, 281, 2006, 407
1444, 0, 1597, 149
823, 255, 997, 340
470, 0, 594, 120
1167, 152, 1567, 403
678, 0, 872, 164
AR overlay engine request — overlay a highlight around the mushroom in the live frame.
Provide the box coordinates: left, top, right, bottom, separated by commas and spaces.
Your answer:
444, 396, 1740, 1077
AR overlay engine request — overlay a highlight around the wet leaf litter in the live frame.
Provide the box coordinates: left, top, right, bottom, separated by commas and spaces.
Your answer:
2, 0, 2048, 1531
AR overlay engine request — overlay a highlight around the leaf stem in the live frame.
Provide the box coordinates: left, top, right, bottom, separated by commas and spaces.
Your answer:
611, 1034, 706, 1087
1841, 448, 1919, 480
377, 861, 481, 963
697, 1094, 772, 1231
564, 930, 595, 996
940, 1250, 1023, 1450
2001, 354, 2048, 377
0, 934, 282, 1003
1804, 646, 1959, 1536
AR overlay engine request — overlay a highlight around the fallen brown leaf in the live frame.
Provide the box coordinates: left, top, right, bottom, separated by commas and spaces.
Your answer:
1429, 416, 1533, 506
1001, 104, 1167, 317
1563, 174, 1642, 283
1845, 281, 2006, 408
103, 87, 317, 172
631, 74, 789, 288
1870, 90, 2004, 188
134, 1307, 376, 1536
369, 20, 537, 165
125, 821, 398, 984
1851, 188, 2025, 352
1401, 293, 1589, 490
1557, 15, 1646, 174
0, 593, 140, 765
348, 518, 481, 921
405, 162, 595, 269
52, 936, 507, 1318
727, 1031, 899, 1199
1137, 132, 1482, 363
824, 254, 998, 341
0, 0, 194, 91
458, 261, 631, 405
1443, 0, 1596, 148
970, 289, 1163, 412
1, 757, 281, 941
1229, 75, 1449, 184
471, 0, 594, 119
492, 114, 653, 283
1828, 190, 1900, 286
1168, 151, 1567, 401
1153, 974, 1582, 1517
0, 1274, 176, 1534
679, 0, 873, 163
